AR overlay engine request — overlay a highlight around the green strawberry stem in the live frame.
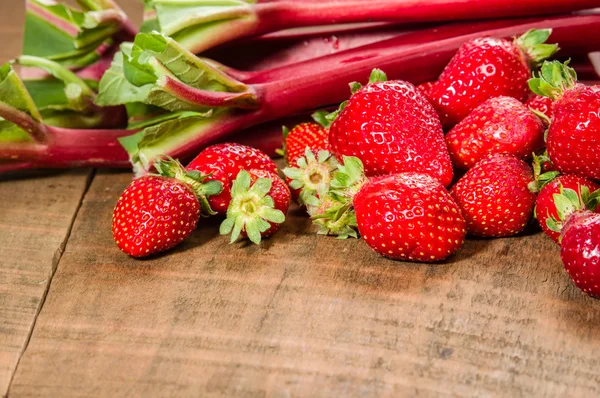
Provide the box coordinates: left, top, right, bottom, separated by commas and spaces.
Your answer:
154, 156, 223, 216
528, 152, 559, 193
220, 170, 286, 245
528, 60, 578, 100
283, 148, 338, 208
546, 185, 600, 235
514, 29, 558, 68
310, 155, 367, 239
321, 68, 388, 125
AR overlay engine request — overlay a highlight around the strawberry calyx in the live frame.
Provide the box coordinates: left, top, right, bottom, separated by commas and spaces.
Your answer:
319, 68, 388, 126
514, 29, 558, 68
154, 156, 223, 216
546, 185, 600, 238
311, 197, 358, 239
219, 170, 286, 245
283, 148, 338, 209
310, 156, 367, 239
528, 60, 578, 100
528, 152, 559, 193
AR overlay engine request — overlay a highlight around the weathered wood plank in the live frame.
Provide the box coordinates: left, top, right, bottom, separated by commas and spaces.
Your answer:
0, 4, 95, 397
0, 170, 92, 397
9, 171, 600, 397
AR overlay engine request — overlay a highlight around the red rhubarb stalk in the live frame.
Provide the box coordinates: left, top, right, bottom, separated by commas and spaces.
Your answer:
118, 14, 600, 170
148, 0, 600, 54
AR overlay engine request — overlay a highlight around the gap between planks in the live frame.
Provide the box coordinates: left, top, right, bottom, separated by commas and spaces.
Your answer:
5, 169, 97, 398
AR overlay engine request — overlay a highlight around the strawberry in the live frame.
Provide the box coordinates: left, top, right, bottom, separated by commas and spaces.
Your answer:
529, 61, 600, 181
280, 122, 329, 166
187, 143, 277, 214
451, 154, 536, 237
416, 81, 436, 97
329, 69, 454, 187
559, 211, 600, 298
278, 121, 331, 203
428, 29, 557, 129
534, 175, 600, 243
353, 171, 466, 262
525, 94, 554, 122
112, 159, 222, 258
220, 169, 290, 244
445, 96, 545, 170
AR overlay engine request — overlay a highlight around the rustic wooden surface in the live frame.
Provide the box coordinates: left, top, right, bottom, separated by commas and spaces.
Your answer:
2, 1, 600, 397
0, 5, 93, 397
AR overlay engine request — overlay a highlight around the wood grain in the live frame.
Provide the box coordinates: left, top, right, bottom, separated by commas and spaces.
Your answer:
0, 3, 96, 398
0, 170, 92, 397
8, 171, 600, 397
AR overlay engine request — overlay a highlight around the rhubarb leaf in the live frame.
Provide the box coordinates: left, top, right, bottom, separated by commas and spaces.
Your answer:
0, 64, 42, 143
23, 0, 131, 68
119, 110, 229, 170
146, 0, 259, 54
16, 56, 96, 113
96, 32, 258, 113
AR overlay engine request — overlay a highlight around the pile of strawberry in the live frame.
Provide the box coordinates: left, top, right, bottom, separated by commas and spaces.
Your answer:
112, 29, 600, 299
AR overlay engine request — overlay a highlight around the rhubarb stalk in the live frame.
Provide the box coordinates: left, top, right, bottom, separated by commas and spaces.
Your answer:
145, 0, 600, 54
99, 14, 600, 171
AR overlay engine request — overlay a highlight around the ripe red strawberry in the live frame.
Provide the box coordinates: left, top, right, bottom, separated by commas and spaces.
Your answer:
220, 169, 291, 244
428, 29, 557, 129
535, 175, 600, 243
187, 143, 277, 214
529, 61, 600, 181
281, 122, 329, 166
112, 159, 222, 257
416, 81, 435, 97
525, 94, 554, 122
329, 69, 453, 186
451, 154, 536, 237
559, 211, 600, 298
445, 96, 545, 170
353, 172, 466, 262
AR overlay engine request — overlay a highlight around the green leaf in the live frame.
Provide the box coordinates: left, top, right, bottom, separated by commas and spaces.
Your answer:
147, 0, 258, 54
245, 219, 262, 245
562, 188, 581, 208
97, 32, 257, 113
219, 216, 234, 234
546, 217, 562, 233
528, 60, 577, 99
311, 110, 331, 128
368, 68, 387, 84
96, 48, 151, 106
0, 64, 41, 122
16, 55, 95, 113
119, 111, 224, 170
232, 170, 251, 196
553, 192, 577, 221
248, 178, 272, 197
515, 28, 558, 67
230, 216, 245, 243
202, 180, 224, 196
23, 0, 127, 68
260, 207, 285, 224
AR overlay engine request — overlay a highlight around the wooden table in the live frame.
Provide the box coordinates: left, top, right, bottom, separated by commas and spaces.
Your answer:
2, 2, 600, 397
